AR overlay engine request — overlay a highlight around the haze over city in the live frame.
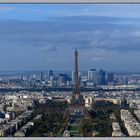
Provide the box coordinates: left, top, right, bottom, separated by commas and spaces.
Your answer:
0, 4, 140, 72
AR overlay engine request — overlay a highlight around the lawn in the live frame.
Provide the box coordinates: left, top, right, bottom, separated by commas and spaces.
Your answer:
68, 125, 79, 132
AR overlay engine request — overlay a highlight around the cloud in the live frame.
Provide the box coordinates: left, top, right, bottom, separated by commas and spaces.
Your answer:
51, 5, 140, 19
91, 57, 103, 62
0, 14, 140, 71
131, 31, 140, 37
40, 45, 57, 52
0, 16, 139, 53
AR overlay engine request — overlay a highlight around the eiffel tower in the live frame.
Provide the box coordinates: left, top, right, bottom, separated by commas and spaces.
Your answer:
71, 48, 84, 104
67, 48, 89, 118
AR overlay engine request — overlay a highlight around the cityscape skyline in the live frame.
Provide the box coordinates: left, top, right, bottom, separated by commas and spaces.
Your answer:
0, 43, 140, 137
1, 4, 140, 71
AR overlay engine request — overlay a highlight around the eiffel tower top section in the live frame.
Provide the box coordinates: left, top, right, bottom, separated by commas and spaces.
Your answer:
72, 48, 80, 95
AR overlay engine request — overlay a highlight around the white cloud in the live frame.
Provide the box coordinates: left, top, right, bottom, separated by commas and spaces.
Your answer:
131, 31, 140, 37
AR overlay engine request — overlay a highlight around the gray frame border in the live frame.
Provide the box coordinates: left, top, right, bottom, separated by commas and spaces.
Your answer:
0, 1, 140, 140
0, 0, 140, 3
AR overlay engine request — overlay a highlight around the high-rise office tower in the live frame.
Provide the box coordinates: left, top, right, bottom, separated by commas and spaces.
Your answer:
124, 77, 128, 85
48, 70, 53, 80
50, 76, 54, 87
32, 74, 36, 79
20, 74, 23, 81
40, 72, 44, 82
59, 74, 64, 86
27, 75, 30, 82
107, 72, 114, 83
88, 69, 98, 84
98, 69, 106, 85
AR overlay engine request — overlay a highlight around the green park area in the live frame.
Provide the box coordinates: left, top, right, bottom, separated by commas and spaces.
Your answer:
28, 100, 68, 137
27, 99, 129, 137
67, 116, 80, 136
77, 100, 129, 137
90, 101, 129, 136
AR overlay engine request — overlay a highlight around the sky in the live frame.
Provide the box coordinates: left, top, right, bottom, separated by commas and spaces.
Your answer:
0, 4, 140, 72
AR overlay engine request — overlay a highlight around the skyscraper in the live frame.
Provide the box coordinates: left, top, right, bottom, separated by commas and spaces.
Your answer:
88, 69, 98, 84
27, 75, 30, 82
20, 74, 23, 81
107, 72, 114, 84
98, 69, 106, 85
50, 76, 54, 87
48, 70, 53, 80
40, 72, 44, 82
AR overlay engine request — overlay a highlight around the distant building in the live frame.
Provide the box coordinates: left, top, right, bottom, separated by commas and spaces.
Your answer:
107, 72, 114, 84
112, 122, 125, 137
0, 105, 4, 112
124, 77, 128, 85
5, 112, 15, 120
32, 74, 36, 79
66, 81, 70, 86
59, 74, 65, 87
63, 130, 70, 137
20, 74, 24, 81
98, 69, 106, 85
121, 109, 140, 136
0, 112, 5, 119
27, 75, 30, 82
48, 70, 53, 80
118, 97, 128, 108
14, 131, 25, 137
88, 69, 98, 84
14, 122, 34, 137
40, 72, 44, 82
85, 96, 94, 110
50, 76, 54, 87
59, 76, 64, 86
